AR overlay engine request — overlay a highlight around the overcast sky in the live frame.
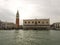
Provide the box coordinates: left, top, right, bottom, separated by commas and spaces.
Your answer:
0, 0, 60, 25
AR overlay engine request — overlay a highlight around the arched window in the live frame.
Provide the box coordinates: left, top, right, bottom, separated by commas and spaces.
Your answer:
32, 21, 34, 23
28, 21, 30, 23
25, 22, 27, 23
38, 21, 40, 23
35, 21, 37, 25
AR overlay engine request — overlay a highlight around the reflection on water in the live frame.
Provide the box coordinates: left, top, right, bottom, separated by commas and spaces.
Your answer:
0, 30, 60, 45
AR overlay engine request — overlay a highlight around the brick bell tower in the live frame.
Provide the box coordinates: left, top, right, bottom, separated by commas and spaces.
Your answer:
16, 10, 19, 29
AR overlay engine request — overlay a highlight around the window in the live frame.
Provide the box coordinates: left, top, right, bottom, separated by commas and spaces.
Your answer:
32, 21, 34, 23
35, 21, 37, 25
28, 21, 30, 23
38, 21, 40, 23
25, 22, 27, 23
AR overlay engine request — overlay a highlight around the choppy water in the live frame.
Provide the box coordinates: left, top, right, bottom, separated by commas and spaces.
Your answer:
0, 30, 60, 45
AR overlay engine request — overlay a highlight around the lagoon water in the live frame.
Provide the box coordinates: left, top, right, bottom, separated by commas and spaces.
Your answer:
0, 30, 60, 45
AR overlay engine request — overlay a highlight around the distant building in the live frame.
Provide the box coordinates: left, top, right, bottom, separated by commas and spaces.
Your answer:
1, 22, 15, 29
0, 20, 15, 29
52, 22, 60, 30
23, 19, 50, 30
16, 10, 19, 29
0, 20, 3, 29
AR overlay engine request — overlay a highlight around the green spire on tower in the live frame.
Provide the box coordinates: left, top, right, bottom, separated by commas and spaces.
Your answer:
16, 10, 19, 18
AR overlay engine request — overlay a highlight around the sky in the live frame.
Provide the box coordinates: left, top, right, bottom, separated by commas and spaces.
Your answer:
0, 0, 60, 25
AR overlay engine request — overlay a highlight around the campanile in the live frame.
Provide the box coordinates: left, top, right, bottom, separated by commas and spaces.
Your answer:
16, 10, 19, 29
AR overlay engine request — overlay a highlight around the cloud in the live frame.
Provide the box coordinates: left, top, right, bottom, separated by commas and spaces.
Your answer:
0, 8, 15, 23
0, 0, 60, 24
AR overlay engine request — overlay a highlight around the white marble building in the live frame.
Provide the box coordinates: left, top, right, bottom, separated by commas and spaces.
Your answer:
23, 19, 50, 30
